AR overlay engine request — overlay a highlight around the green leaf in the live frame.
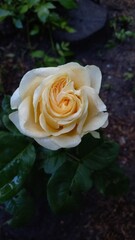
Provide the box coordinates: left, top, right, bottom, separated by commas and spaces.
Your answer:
59, 21, 75, 33
62, 25, 75, 33
58, 0, 77, 9
0, 112, 4, 130
30, 25, 39, 35
0, 131, 29, 169
6, 0, 12, 4
36, 5, 50, 23
19, 5, 29, 14
13, 18, 23, 29
72, 164, 93, 192
31, 50, 44, 58
47, 161, 92, 213
0, 132, 36, 203
77, 133, 101, 158
1, 95, 20, 133
25, 166, 47, 200
0, 8, 13, 21
94, 164, 129, 196
5, 189, 35, 226
41, 149, 67, 174
2, 95, 11, 114
2, 115, 20, 134
44, 3, 56, 10
27, 0, 40, 8
82, 141, 119, 171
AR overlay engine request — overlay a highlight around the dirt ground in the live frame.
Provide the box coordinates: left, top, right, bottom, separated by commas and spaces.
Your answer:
0, 0, 135, 239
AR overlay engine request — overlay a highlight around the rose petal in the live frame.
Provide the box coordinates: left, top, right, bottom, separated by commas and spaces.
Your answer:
81, 86, 108, 132
90, 131, 100, 139
10, 88, 21, 110
102, 119, 109, 128
33, 75, 52, 122
39, 112, 59, 132
76, 89, 88, 134
39, 113, 76, 136
52, 131, 81, 148
82, 86, 107, 113
34, 137, 60, 150
83, 112, 109, 132
19, 67, 59, 99
18, 96, 47, 137
77, 107, 88, 134
85, 65, 102, 93
59, 62, 91, 89
9, 111, 24, 134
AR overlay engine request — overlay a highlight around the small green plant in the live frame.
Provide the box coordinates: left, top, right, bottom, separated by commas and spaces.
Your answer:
115, 29, 135, 42
0, 0, 76, 34
109, 15, 133, 31
123, 71, 134, 81
106, 14, 135, 48
31, 41, 73, 67
103, 83, 112, 90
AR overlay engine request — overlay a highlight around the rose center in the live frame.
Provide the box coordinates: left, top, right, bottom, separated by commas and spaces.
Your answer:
45, 75, 83, 119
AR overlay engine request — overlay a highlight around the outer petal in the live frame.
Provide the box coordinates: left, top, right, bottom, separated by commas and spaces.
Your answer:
82, 86, 108, 133
34, 137, 60, 150
83, 112, 109, 132
10, 88, 21, 110
9, 111, 24, 134
52, 131, 81, 149
82, 86, 107, 113
19, 67, 59, 99
36, 126, 82, 150
102, 119, 109, 128
18, 96, 47, 138
85, 65, 102, 93
90, 131, 100, 139
58, 62, 91, 89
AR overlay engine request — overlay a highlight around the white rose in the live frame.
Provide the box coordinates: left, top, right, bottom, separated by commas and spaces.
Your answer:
9, 62, 108, 150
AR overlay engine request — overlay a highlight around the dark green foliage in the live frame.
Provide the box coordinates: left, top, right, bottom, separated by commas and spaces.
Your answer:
0, 0, 76, 33
46, 134, 128, 213
93, 163, 129, 196
47, 161, 93, 213
82, 141, 119, 170
41, 148, 67, 174
0, 133, 36, 203
31, 42, 73, 67
106, 14, 135, 48
0, 95, 129, 225
5, 189, 36, 227
0, 95, 36, 224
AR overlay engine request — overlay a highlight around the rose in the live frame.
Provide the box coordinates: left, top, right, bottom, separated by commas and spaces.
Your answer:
9, 62, 108, 150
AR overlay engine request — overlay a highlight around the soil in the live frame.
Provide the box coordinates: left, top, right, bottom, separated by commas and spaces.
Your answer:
0, 0, 135, 239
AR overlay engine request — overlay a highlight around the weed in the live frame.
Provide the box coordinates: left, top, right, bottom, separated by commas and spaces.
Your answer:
103, 83, 112, 90
0, 0, 77, 34
123, 72, 134, 81
106, 14, 135, 48
31, 41, 73, 67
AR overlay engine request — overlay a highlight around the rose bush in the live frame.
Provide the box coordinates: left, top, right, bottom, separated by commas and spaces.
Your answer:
0, 62, 129, 226
9, 62, 108, 150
